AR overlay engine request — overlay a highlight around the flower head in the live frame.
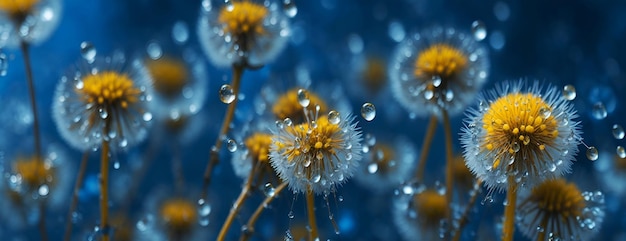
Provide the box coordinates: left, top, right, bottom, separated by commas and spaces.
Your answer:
272, 88, 328, 123
197, 0, 289, 67
389, 27, 489, 118
232, 131, 275, 179
52, 54, 154, 151
0, 0, 61, 47
355, 136, 417, 193
270, 112, 362, 194
516, 179, 605, 241
393, 185, 449, 241
160, 198, 198, 237
460, 81, 582, 191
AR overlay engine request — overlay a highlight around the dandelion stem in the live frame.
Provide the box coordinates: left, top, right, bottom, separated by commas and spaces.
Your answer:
100, 140, 110, 241
217, 160, 259, 241
306, 187, 319, 240
121, 134, 160, 211
172, 142, 185, 192
451, 179, 482, 241
201, 64, 244, 201
21, 40, 48, 241
443, 110, 455, 231
63, 152, 89, 241
240, 182, 288, 241
415, 115, 438, 182
502, 176, 517, 241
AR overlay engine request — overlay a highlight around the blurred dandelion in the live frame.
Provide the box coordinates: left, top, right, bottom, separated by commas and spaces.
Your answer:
516, 178, 605, 241
354, 136, 417, 193
460, 81, 583, 241
271, 88, 328, 123
0, 0, 61, 47
393, 184, 449, 241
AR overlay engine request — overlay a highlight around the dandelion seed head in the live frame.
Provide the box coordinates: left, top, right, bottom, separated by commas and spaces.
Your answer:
270, 113, 362, 194
244, 132, 273, 163
272, 88, 327, 122
393, 186, 449, 241
218, 1, 268, 37
160, 198, 198, 236
0, 0, 39, 16
414, 43, 468, 79
461, 81, 582, 191
413, 190, 449, 223
79, 71, 141, 109
362, 57, 387, 93
355, 137, 417, 192
146, 57, 189, 98
11, 156, 53, 188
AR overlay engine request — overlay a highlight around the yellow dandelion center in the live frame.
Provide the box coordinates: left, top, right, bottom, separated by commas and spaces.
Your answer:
77, 71, 141, 109
160, 199, 198, 233
363, 57, 387, 91
218, 1, 268, 36
245, 132, 273, 163
370, 143, 395, 173
146, 57, 188, 98
275, 116, 341, 169
413, 190, 449, 224
272, 88, 328, 122
525, 179, 584, 219
414, 43, 468, 80
0, 0, 39, 16
12, 156, 53, 188
481, 93, 559, 169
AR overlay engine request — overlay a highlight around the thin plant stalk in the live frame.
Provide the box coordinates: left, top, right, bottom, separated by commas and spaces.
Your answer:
306, 187, 319, 240
451, 179, 483, 241
63, 152, 90, 241
100, 140, 111, 241
217, 161, 260, 241
502, 176, 517, 241
443, 110, 455, 227
240, 182, 288, 241
172, 142, 185, 192
201, 64, 244, 201
415, 115, 438, 181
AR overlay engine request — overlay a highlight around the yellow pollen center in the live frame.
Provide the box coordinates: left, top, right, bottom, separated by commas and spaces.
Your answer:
77, 71, 141, 109
160, 199, 198, 234
481, 93, 559, 169
413, 190, 449, 224
146, 57, 188, 98
272, 88, 328, 123
414, 43, 468, 79
371, 143, 395, 173
218, 1, 268, 36
12, 156, 53, 188
526, 179, 584, 219
275, 116, 340, 165
362, 57, 387, 92
245, 132, 273, 163
0, 0, 39, 16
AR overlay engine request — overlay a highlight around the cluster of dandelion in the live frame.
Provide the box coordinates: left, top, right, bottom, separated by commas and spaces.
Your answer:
0, 0, 612, 241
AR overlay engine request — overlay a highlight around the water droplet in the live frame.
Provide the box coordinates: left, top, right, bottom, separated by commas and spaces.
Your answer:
361, 103, 376, 121
592, 102, 607, 120
264, 183, 275, 197
347, 34, 363, 54
113, 161, 120, 169
98, 108, 109, 119
471, 20, 487, 41
142, 112, 153, 121
431, 75, 442, 87
287, 211, 295, 219
219, 84, 235, 104
388, 20, 405, 42
225, 0, 234, 11
312, 174, 321, 183
328, 110, 341, 124
512, 142, 520, 152
172, 21, 189, 44
227, 139, 237, 152
283, 118, 293, 127
0, 53, 8, 76
539, 107, 551, 119
146, 41, 163, 60
80, 41, 97, 63
283, 0, 297, 18
297, 89, 310, 107
367, 163, 378, 174
119, 139, 128, 148
586, 146, 598, 161
617, 146, 626, 158
612, 124, 624, 140
562, 85, 576, 101
38, 184, 49, 196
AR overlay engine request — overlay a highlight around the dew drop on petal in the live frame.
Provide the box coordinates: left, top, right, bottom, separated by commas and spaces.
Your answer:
219, 84, 235, 104
297, 89, 310, 107
283, 0, 297, 18
612, 124, 624, 140
592, 102, 607, 120
172, 21, 189, 44
367, 163, 378, 174
146, 41, 163, 60
227, 139, 237, 152
142, 112, 153, 121
80, 41, 97, 63
361, 103, 376, 121
586, 146, 599, 161
562, 85, 576, 101
328, 110, 341, 124
38, 184, 49, 196
263, 183, 275, 197
471, 20, 487, 41
617, 146, 626, 158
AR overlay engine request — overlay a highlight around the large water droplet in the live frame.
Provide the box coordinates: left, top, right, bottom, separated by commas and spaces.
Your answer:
297, 89, 310, 107
586, 146, 598, 161
264, 183, 275, 197
612, 124, 624, 140
367, 163, 378, 174
562, 85, 576, 101
617, 146, 626, 158
98, 108, 109, 119
80, 41, 97, 63
361, 103, 376, 121
512, 142, 520, 152
219, 84, 235, 104
328, 110, 341, 124
539, 107, 551, 119
0, 53, 8, 76
227, 139, 237, 152
592, 102, 607, 120
283, 0, 297, 18
146, 41, 163, 60
38, 184, 50, 196
312, 174, 321, 183
471, 20, 487, 41
142, 112, 153, 121
172, 21, 189, 44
